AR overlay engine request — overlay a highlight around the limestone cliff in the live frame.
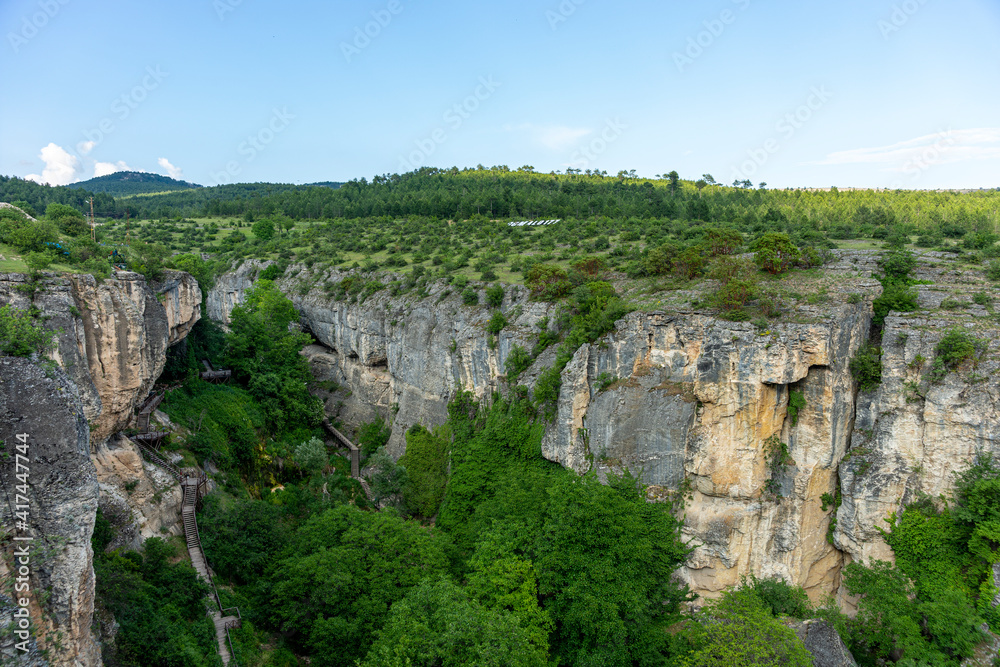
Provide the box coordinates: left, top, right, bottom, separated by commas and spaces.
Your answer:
205, 252, 1000, 608
0, 269, 201, 666
284, 269, 555, 456
0, 270, 201, 446
206, 258, 271, 326
541, 301, 872, 599
0, 357, 101, 667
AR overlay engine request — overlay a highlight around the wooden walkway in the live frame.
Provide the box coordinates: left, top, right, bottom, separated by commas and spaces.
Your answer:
322, 420, 361, 478
182, 476, 241, 666
132, 385, 241, 666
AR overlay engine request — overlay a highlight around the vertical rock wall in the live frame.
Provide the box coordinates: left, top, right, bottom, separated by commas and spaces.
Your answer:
0, 269, 201, 666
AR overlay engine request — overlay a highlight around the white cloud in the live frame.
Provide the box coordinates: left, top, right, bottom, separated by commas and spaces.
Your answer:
77, 140, 96, 155
504, 122, 593, 151
814, 128, 1000, 172
93, 160, 134, 177
25, 143, 81, 185
157, 157, 183, 180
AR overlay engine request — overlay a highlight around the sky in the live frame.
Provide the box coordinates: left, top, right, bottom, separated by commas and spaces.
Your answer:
1, 0, 999, 190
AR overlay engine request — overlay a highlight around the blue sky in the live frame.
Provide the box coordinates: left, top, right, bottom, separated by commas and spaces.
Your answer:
2, 0, 999, 189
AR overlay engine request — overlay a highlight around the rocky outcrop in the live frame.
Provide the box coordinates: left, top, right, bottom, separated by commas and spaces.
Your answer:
0, 357, 101, 667
834, 312, 1000, 566
287, 272, 555, 456
545, 304, 871, 600
151, 270, 202, 344
92, 435, 184, 550
0, 271, 201, 446
206, 259, 271, 325
0, 269, 201, 667
204, 253, 1000, 607
788, 619, 858, 667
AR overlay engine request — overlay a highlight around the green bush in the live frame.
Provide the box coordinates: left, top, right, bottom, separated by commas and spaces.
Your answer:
504, 344, 533, 382
486, 311, 507, 335
526, 263, 572, 300
786, 389, 806, 426
751, 232, 800, 275
357, 418, 391, 458
935, 327, 983, 369
485, 283, 504, 308
294, 436, 328, 474
3, 219, 58, 252
986, 260, 1000, 282
399, 423, 450, 518
850, 343, 882, 392
680, 587, 812, 667
462, 288, 479, 305
879, 249, 917, 284
872, 283, 918, 325
45, 202, 87, 236
742, 575, 811, 619
0, 305, 55, 357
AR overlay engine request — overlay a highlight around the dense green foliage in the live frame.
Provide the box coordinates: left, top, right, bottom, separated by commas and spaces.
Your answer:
0, 304, 55, 357
399, 424, 450, 518
360, 576, 547, 667
873, 249, 920, 326
224, 280, 323, 432
269, 505, 451, 667
92, 523, 220, 667
679, 587, 812, 667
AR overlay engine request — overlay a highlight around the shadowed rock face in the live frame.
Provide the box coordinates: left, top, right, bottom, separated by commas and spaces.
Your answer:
0, 357, 101, 667
0, 271, 200, 447
0, 270, 201, 667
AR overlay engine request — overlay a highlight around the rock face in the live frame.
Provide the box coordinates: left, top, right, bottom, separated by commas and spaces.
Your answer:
92, 435, 184, 550
544, 305, 870, 599
0, 270, 201, 667
834, 312, 1000, 567
204, 253, 1000, 608
0, 357, 101, 667
206, 259, 271, 325
249, 267, 549, 456
0, 271, 201, 446
208, 263, 867, 599
788, 619, 858, 667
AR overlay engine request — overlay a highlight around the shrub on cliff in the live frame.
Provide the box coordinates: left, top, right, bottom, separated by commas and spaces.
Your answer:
0, 304, 55, 357
678, 587, 812, 667
399, 423, 450, 518
849, 343, 882, 392
751, 232, 800, 275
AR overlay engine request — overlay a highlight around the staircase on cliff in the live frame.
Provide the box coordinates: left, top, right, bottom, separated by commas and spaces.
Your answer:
181, 476, 242, 666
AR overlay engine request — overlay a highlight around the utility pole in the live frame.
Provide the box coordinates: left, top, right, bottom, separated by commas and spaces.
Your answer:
89, 197, 96, 242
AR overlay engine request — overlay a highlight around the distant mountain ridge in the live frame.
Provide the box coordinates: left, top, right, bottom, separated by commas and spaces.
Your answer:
68, 171, 202, 196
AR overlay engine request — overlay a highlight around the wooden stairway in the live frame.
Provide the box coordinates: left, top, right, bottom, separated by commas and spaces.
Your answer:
181, 476, 241, 666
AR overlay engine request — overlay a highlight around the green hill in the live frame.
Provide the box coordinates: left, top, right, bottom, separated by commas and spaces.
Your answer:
68, 171, 202, 196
